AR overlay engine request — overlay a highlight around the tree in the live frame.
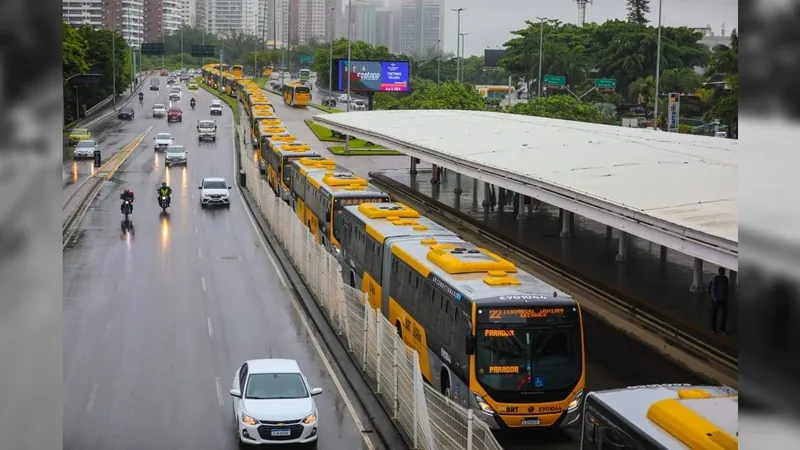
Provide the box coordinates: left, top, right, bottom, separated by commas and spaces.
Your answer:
510, 95, 607, 124
659, 67, 702, 94
311, 39, 397, 89
63, 23, 89, 83
704, 29, 738, 136
626, 0, 651, 25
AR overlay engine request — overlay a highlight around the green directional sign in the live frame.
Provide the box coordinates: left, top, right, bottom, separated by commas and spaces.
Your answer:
191, 45, 217, 57
543, 74, 566, 89
595, 78, 617, 91
299, 55, 313, 63
141, 43, 165, 55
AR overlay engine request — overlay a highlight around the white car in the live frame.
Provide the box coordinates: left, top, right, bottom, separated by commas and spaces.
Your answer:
73, 139, 97, 159
153, 132, 173, 151
351, 99, 366, 111
337, 93, 350, 103
230, 359, 322, 447
197, 119, 217, 141
152, 104, 167, 117
198, 177, 231, 207
165, 145, 187, 166
169, 89, 181, 100
210, 100, 223, 116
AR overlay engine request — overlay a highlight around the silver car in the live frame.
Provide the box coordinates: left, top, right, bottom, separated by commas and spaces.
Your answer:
73, 139, 98, 159
153, 104, 167, 117
165, 145, 187, 166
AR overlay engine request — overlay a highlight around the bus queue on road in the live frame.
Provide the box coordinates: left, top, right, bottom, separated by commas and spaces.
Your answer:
198, 72, 738, 445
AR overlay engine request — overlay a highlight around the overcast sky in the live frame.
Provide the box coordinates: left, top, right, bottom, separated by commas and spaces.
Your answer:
436, 0, 739, 56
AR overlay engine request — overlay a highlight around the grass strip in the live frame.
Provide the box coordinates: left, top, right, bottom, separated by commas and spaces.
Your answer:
327, 146, 404, 156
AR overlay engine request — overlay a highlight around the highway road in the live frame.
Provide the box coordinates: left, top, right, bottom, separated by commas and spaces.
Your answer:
254, 87, 709, 449
63, 77, 373, 450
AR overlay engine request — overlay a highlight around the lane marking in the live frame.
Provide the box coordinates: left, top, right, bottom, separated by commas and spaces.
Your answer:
233, 125, 376, 450
197, 248, 202, 259
87, 382, 98, 412
215, 377, 224, 406
207, 317, 214, 337
201, 276, 207, 291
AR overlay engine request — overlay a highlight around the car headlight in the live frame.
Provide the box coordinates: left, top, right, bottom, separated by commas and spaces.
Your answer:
474, 393, 495, 414
241, 413, 258, 426
302, 412, 317, 424
567, 390, 583, 411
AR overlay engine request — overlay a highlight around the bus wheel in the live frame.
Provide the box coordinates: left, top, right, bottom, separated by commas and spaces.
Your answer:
441, 370, 451, 398
395, 321, 402, 339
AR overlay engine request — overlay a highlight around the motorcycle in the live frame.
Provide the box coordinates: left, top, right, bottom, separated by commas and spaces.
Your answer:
190, 101, 196, 110
121, 200, 133, 219
158, 195, 171, 211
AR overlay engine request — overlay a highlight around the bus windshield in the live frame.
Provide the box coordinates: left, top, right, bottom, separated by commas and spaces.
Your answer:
475, 323, 582, 394
294, 86, 310, 94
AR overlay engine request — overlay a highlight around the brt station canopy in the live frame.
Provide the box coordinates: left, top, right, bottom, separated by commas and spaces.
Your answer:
312, 110, 738, 271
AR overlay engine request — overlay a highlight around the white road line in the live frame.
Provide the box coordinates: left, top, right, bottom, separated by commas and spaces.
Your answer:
103, 321, 112, 340
197, 248, 202, 259
215, 377, 224, 406
207, 317, 214, 337
87, 382, 98, 412
235, 137, 376, 450
201, 276, 207, 292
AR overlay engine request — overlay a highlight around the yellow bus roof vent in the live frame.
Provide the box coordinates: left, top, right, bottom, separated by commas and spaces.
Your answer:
677, 389, 713, 399
358, 202, 419, 219
420, 238, 438, 246
323, 171, 367, 187
427, 243, 518, 274
647, 396, 738, 450
390, 219, 418, 226
483, 270, 521, 286
412, 225, 429, 231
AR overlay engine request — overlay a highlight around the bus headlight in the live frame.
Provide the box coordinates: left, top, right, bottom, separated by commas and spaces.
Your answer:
568, 390, 583, 411
473, 393, 495, 414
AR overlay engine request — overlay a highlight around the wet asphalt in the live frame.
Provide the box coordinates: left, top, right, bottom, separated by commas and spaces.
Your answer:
62, 78, 369, 450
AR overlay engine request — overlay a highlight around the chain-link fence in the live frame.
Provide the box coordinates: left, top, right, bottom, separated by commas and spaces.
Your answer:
238, 145, 504, 450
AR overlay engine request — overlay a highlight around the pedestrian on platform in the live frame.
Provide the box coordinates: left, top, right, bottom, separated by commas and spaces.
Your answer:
708, 267, 730, 335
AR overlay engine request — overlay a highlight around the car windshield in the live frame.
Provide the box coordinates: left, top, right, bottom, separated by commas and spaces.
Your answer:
73, 129, 88, 135
156, 133, 171, 140
211, 101, 221, 106
245, 373, 308, 400
166, 146, 185, 154
120, 107, 133, 113
169, 108, 181, 112
76, 141, 95, 147
199, 121, 214, 127
475, 323, 582, 394
154, 104, 165, 109
202, 180, 227, 190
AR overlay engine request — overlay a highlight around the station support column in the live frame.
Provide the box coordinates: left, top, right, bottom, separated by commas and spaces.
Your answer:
517, 193, 525, 219
472, 178, 479, 209
689, 258, 704, 292
410, 157, 417, 175
559, 209, 571, 237
454, 173, 462, 194
615, 231, 628, 262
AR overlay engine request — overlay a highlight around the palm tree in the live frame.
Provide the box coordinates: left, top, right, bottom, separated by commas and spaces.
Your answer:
628, 75, 655, 104
660, 67, 702, 94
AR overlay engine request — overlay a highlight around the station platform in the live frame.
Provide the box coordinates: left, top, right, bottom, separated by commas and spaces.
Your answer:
371, 167, 738, 359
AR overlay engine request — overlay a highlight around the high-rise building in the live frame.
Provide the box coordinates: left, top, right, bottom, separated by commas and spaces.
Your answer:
375, 8, 396, 52
345, 0, 376, 45
204, 0, 258, 36
399, 0, 443, 58
163, 0, 183, 32
181, 0, 196, 26
142, 0, 164, 42
280, 0, 325, 46
62, 0, 145, 47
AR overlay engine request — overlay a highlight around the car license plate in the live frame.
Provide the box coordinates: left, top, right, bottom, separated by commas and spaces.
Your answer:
270, 429, 291, 437
521, 418, 540, 426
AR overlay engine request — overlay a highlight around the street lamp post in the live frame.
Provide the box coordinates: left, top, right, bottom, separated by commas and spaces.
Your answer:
451, 8, 465, 82
437, 39, 441, 84
180, 24, 184, 69
329, 7, 335, 93
345, 0, 352, 153
652, 0, 664, 130
536, 17, 546, 98
112, 15, 117, 109
459, 33, 469, 82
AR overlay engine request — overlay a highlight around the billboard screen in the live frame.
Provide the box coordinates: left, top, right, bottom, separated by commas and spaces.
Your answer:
484, 49, 507, 68
335, 59, 410, 92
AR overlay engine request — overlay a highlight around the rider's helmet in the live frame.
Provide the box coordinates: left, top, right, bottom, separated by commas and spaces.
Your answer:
161, 182, 167, 187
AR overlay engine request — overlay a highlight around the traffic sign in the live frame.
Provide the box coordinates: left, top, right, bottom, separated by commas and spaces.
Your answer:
191, 45, 217, 57
543, 74, 566, 89
141, 43, 164, 55
595, 78, 616, 91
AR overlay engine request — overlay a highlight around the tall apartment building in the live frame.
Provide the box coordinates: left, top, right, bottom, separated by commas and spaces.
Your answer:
63, 0, 145, 47
375, 8, 396, 52
204, 0, 258, 36
279, 0, 325, 45
399, 0, 443, 58
344, 0, 376, 45
181, 0, 196, 26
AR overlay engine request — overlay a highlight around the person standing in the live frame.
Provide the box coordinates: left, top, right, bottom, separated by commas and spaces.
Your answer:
708, 267, 730, 335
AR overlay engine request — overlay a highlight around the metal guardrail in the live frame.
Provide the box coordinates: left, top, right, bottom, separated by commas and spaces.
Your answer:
84, 94, 114, 117
369, 173, 739, 388
239, 146, 506, 450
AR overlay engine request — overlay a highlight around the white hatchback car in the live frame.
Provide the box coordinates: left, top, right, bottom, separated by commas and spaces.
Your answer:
230, 359, 322, 447
198, 177, 231, 207
152, 104, 167, 117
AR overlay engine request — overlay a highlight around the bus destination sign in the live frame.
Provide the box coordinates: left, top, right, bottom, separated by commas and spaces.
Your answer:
479, 306, 577, 323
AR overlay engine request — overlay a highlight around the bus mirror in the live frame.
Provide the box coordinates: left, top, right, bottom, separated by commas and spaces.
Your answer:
465, 335, 476, 355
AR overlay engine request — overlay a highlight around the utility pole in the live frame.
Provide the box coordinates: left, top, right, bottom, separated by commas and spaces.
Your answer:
345, 0, 352, 153
536, 17, 546, 98
273, 0, 277, 53
437, 39, 441, 84
219, 47, 224, 91
329, 7, 335, 93
451, 8, 465, 82
653, 0, 664, 130
459, 33, 469, 82
112, 14, 117, 109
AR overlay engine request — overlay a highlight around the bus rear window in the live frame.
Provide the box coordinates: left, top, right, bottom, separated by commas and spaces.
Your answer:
295, 87, 310, 94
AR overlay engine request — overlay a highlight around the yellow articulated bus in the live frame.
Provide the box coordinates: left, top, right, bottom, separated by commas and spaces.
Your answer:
286, 157, 339, 222
289, 169, 389, 252
222, 74, 238, 97
582, 384, 738, 449
254, 122, 286, 173
264, 142, 319, 201
339, 229, 586, 430
339, 202, 461, 310
231, 65, 245, 78
262, 65, 274, 78
283, 82, 311, 107
248, 108, 277, 147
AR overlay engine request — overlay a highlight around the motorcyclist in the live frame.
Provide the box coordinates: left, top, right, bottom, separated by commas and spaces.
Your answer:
138, 92, 144, 103
120, 189, 134, 213
190, 97, 196, 109
157, 182, 172, 207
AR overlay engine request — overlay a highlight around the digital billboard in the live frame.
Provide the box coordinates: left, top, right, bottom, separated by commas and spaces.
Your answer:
335, 59, 410, 93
